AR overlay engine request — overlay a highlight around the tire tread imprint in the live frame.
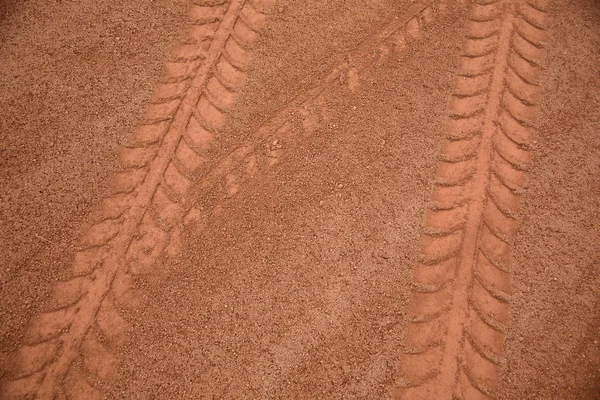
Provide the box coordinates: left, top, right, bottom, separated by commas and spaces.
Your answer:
1, 1, 273, 398
396, 1, 550, 398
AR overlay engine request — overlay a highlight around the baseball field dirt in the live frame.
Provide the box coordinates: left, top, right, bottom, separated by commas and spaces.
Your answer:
1, 0, 599, 398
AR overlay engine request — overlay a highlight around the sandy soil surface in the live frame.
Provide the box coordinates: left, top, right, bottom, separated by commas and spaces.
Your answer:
0, 0, 598, 399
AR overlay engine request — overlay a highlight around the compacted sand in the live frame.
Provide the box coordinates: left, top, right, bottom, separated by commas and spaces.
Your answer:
1, 0, 598, 398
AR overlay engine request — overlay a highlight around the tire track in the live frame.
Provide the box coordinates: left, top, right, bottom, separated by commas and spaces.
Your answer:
181, 0, 447, 231
188, 1, 454, 394
183, 0, 476, 220
1, 0, 274, 398
2, 1, 453, 398
395, 0, 551, 399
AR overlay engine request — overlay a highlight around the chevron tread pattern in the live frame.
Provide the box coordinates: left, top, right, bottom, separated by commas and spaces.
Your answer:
395, 1, 551, 399
1, 1, 274, 398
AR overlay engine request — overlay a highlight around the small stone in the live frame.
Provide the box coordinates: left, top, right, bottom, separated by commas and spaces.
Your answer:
519, 336, 524, 342
278, 6, 285, 13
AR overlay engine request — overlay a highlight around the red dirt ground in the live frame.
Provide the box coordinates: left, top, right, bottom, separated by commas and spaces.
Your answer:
0, 0, 598, 399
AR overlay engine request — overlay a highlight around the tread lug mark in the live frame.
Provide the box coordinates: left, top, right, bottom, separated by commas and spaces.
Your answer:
502, 89, 536, 124
397, 0, 550, 398
168, 42, 208, 63
399, 345, 443, 384
164, 161, 194, 198
77, 219, 121, 249
110, 168, 148, 194
185, 113, 216, 153
517, 0, 550, 30
491, 154, 526, 191
463, 34, 498, 57
424, 206, 467, 236
404, 320, 444, 354
498, 109, 532, 146
440, 135, 481, 163
95, 295, 129, 347
172, 144, 203, 180
470, 1, 502, 22
233, 16, 260, 49
505, 64, 538, 105
458, 51, 495, 77
510, 33, 543, 67
465, 19, 501, 40
132, 119, 170, 145
47, 276, 91, 310
188, 4, 227, 24
71, 248, 103, 276
454, 74, 491, 97
162, 59, 199, 84
63, 366, 101, 400
119, 145, 159, 169
193, 0, 228, 6
14, 341, 58, 378
514, 15, 546, 47
508, 48, 540, 85
450, 92, 487, 118
216, 55, 246, 89
126, 213, 169, 276
89, 193, 132, 223
493, 128, 532, 170
197, 95, 225, 131
224, 33, 253, 70
205, 75, 239, 110
153, 81, 189, 103
111, 269, 145, 312
483, 196, 518, 238
420, 231, 462, 265
152, 185, 186, 228
240, 0, 269, 29
81, 330, 118, 381
447, 115, 484, 140
2, 373, 44, 399
27, 307, 76, 343
143, 97, 181, 122
181, 22, 218, 46
413, 258, 456, 290
405, 17, 421, 40
410, 287, 454, 319
436, 158, 477, 186
2, 0, 275, 397
430, 185, 468, 211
